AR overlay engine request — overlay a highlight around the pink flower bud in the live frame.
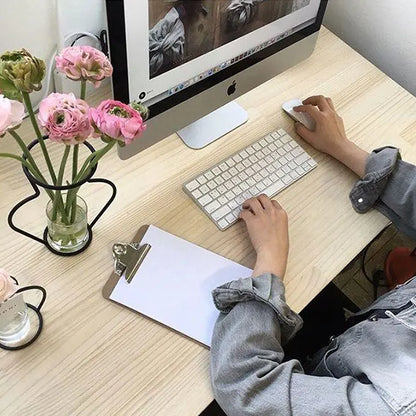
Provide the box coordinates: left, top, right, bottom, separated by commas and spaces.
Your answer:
38, 93, 93, 145
55, 46, 113, 88
89, 100, 146, 145
0, 95, 24, 137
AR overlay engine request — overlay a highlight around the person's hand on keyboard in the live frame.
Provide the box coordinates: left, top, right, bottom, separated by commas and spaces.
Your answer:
294, 95, 369, 178
239, 194, 289, 279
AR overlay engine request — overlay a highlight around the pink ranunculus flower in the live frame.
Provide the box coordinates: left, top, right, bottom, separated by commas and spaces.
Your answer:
0, 268, 18, 303
55, 46, 113, 88
0, 94, 25, 137
38, 93, 93, 145
89, 100, 146, 145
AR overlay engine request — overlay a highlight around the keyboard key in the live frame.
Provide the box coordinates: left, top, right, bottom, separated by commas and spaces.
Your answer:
225, 158, 235, 167
197, 175, 207, 184
207, 180, 217, 190
253, 143, 261, 151
215, 176, 224, 185
295, 153, 310, 165
240, 150, 249, 158
233, 154, 242, 163
192, 189, 202, 199
225, 190, 235, 200
212, 166, 221, 176
186, 180, 199, 191
222, 171, 231, 180
218, 219, 228, 229
238, 172, 248, 181
212, 205, 231, 221
210, 190, 220, 199
217, 185, 227, 194
200, 184, 210, 194
263, 179, 285, 197
229, 167, 238, 176
282, 175, 292, 185
205, 171, 214, 180
291, 147, 304, 157
308, 159, 317, 167
277, 129, 286, 136
206, 200, 220, 213
290, 171, 299, 180
265, 135, 274, 143
296, 167, 305, 176
226, 213, 236, 223
199, 194, 213, 206
219, 163, 228, 171
271, 131, 281, 139
280, 134, 290, 143
246, 167, 255, 176
259, 138, 268, 147
246, 146, 255, 155
218, 196, 228, 205
236, 163, 245, 172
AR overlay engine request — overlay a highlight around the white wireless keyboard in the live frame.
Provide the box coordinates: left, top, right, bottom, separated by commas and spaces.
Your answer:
183, 128, 317, 230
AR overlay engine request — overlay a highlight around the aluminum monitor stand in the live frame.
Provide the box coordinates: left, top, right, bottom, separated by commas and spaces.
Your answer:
177, 101, 248, 149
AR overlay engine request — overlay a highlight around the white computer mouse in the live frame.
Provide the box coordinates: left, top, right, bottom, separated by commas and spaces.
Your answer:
282, 99, 316, 130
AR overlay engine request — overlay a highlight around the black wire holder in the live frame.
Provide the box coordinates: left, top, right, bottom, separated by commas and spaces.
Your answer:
0, 276, 46, 351
7, 138, 117, 256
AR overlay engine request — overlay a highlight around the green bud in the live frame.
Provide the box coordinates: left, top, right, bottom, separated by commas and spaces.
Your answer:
0, 49, 45, 94
0, 74, 22, 101
130, 100, 149, 121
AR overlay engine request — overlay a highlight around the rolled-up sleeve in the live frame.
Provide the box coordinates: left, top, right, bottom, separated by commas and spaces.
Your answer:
349, 146, 416, 239
210, 274, 393, 416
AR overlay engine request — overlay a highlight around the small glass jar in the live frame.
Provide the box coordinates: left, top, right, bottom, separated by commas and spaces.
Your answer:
0, 297, 30, 345
46, 194, 89, 254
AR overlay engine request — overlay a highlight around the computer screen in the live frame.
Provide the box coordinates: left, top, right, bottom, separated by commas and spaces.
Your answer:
106, 0, 327, 158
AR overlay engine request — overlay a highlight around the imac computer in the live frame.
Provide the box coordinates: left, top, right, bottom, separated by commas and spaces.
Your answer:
105, 0, 327, 159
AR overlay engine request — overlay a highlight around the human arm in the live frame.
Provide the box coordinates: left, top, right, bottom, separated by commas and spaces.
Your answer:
294, 96, 416, 239
211, 195, 393, 415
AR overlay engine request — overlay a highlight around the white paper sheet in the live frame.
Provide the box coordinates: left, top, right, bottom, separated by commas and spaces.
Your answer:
110, 225, 252, 347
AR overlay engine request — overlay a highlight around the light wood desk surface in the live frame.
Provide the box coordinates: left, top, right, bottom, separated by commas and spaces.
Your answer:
1, 27, 416, 415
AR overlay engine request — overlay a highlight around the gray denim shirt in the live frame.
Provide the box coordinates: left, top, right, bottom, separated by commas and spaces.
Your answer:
211, 147, 416, 416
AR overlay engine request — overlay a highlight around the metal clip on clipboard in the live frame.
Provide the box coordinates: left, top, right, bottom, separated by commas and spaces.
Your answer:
112, 242, 151, 283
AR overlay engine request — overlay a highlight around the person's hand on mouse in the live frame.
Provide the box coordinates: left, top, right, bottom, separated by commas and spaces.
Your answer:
293, 95, 349, 157
293, 95, 369, 178
239, 194, 289, 279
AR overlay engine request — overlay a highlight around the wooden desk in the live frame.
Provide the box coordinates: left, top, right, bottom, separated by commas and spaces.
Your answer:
1, 27, 416, 415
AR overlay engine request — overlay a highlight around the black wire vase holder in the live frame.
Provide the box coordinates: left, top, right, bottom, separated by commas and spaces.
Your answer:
7, 138, 117, 256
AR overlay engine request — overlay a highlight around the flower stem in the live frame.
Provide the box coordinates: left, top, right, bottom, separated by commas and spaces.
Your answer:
65, 141, 115, 215
70, 144, 79, 222
8, 130, 56, 202
22, 91, 57, 185
52, 145, 71, 223
0, 152, 45, 184
80, 79, 87, 100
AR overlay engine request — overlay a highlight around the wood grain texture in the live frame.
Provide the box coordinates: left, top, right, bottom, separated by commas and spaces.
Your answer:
1, 27, 416, 416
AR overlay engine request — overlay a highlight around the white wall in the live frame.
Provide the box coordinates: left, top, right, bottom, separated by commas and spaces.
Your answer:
324, 0, 416, 97
0, 0, 106, 103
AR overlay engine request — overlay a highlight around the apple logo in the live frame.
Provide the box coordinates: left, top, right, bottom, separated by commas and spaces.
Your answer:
227, 81, 236, 96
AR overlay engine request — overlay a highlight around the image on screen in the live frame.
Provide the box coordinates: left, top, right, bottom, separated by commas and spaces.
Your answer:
149, 0, 311, 78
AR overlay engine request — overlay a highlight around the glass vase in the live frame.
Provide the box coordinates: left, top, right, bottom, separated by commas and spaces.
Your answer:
0, 298, 30, 345
46, 194, 89, 254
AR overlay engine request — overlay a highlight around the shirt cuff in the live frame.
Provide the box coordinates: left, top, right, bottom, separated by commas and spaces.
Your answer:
212, 273, 303, 343
349, 146, 401, 213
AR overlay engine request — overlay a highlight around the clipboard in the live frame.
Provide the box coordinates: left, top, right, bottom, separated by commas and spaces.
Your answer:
103, 224, 252, 347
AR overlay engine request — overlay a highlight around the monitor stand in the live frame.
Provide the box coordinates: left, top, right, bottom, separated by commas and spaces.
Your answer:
177, 101, 248, 149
